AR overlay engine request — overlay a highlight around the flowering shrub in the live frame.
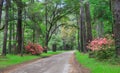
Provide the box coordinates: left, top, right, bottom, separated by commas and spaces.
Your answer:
25, 42, 44, 55
87, 38, 113, 51
87, 36, 115, 60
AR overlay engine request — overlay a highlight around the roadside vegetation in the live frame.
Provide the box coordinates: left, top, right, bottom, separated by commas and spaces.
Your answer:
75, 51, 120, 73
0, 51, 63, 69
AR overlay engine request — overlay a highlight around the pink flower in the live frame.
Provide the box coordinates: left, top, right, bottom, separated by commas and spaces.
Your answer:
87, 37, 112, 51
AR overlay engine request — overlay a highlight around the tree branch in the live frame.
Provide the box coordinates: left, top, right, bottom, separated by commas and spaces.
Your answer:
48, 24, 65, 41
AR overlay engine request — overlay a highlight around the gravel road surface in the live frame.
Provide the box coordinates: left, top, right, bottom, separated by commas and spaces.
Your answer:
4, 51, 74, 73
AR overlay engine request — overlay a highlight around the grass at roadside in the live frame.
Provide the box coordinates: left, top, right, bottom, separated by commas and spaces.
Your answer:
0, 51, 63, 69
75, 51, 120, 73
41, 51, 63, 57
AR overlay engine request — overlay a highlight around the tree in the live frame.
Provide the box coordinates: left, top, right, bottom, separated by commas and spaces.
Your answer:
90, 0, 112, 37
14, 0, 23, 54
85, 1, 92, 43
113, 0, 120, 57
17, 1, 23, 54
45, 0, 48, 52
43, 0, 79, 49
76, 14, 81, 51
2, 0, 10, 56
8, 0, 12, 54
79, 0, 87, 53
0, 0, 4, 25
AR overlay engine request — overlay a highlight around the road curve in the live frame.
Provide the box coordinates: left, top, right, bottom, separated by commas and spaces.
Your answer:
5, 51, 74, 73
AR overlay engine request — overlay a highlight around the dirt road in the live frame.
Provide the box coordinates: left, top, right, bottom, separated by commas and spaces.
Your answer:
2, 51, 89, 73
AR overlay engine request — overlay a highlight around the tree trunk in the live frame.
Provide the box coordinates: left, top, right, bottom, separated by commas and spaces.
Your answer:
76, 14, 81, 51
33, 29, 35, 43
17, 0, 23, 54
113, 0, 120, 57
31, 0, 34, 3
0, 0, 3, 25
8, 24, 12, 53
12, 8, 16, 54
85, 2, 92, 43
21, 21, 25, 56
21, 6, 26, 56
52, 44, 56, 52
44, 0, 48, 53
80, 0, 87, 53
12, 7, 15, 41
110, 0, 114, 34
96, 20, 104, 38
44, 35, 48, 53
8, 0, 12, 54
2, 0, 9, 56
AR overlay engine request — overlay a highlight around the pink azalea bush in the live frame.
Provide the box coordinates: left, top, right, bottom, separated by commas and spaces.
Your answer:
87, 38, 113, 51
87, 35, 115, 59
25, 42, 44, 55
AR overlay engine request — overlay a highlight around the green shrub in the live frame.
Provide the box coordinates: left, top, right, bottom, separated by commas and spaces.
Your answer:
95, 46, 115, 60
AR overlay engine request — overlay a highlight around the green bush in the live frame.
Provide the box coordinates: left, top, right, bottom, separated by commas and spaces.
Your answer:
95, 46, 115, 60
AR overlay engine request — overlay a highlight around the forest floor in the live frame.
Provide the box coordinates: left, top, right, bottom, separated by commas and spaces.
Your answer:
1, 51, 90, 73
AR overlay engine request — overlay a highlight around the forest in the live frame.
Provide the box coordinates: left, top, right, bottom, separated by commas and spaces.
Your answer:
0, 0, 120, 73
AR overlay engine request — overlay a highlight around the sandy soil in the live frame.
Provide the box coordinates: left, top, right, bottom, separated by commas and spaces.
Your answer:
69, 54, 90, 73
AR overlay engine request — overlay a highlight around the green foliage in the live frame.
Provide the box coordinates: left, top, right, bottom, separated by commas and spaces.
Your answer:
104, 21, 112, 34
90, 0, 112, 20
90, 0, 113, 37
90, 46, 115, 60
22, 0, 29, 3
97, 47, 115, 59
48, 34, 63, 50
75, 51, 120, 73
